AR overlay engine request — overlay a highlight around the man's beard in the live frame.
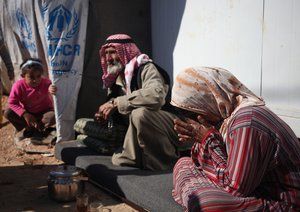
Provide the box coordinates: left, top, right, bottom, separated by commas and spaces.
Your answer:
107, 61, 123, 75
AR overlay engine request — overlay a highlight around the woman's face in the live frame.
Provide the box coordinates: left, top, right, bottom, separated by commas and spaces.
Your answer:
186, 110, 222, 126
24, 69, 43, 87
197, 111, 223, 126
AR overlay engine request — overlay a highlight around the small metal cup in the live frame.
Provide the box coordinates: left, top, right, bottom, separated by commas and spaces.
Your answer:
76, 193, 88, 212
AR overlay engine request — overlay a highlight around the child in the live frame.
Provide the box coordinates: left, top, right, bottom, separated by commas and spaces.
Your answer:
4, 58, 57, 145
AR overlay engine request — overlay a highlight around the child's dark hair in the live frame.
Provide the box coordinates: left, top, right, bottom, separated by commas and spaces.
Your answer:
20, 58, 44, 76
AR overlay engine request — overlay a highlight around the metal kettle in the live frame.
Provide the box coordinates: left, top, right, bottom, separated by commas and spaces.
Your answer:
47, 165, 88, 202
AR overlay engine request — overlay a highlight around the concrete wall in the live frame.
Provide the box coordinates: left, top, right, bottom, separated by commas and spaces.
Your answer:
151, 0, 300, 137
151, 0, 186, 85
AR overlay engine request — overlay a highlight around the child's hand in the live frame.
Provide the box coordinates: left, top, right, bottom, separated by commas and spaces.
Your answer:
48, 84, 57, 95
23, 112, 41, 130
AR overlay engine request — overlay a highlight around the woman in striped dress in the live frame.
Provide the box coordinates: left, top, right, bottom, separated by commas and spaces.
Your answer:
171, 67, 300, 211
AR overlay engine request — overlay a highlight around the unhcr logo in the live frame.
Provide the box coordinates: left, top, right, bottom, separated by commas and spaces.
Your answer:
42, 3, 81, 75
44, 4, 81, 58
46, 5, 79, 42
16, 9, 36, 52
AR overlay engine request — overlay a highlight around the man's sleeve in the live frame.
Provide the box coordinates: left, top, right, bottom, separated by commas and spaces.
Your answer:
116, 63, 169, 114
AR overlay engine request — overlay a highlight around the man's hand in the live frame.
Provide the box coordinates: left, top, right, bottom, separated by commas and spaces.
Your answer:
94, 99, 117, 122
174, 115, 214, 143
94, 111, 106, 123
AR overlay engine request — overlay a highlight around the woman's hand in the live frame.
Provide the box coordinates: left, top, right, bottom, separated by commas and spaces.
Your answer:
174, 115, 214, 143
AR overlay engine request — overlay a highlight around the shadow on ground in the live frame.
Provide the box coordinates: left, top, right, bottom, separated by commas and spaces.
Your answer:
0, 164, 76, 212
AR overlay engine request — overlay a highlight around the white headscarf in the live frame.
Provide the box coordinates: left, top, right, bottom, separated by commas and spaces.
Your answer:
171, 67, 265, 138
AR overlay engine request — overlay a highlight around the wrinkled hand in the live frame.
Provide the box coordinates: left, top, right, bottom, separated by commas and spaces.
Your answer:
48, 84, 57, 95
174, 115, 214, 143
23, 113, 42, 130
94, 101, 117, 123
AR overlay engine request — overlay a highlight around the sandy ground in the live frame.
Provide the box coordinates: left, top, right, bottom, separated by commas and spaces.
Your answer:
0, 95, 139, 212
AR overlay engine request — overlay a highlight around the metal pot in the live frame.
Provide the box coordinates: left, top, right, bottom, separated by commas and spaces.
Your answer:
47, 165, 88, 202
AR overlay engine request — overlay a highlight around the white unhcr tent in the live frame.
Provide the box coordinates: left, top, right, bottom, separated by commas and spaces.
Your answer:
0, 0, 151, 142
1, 0, 89, 142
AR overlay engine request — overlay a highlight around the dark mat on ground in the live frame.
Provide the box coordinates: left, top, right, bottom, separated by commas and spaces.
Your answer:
55, 140, 182, 212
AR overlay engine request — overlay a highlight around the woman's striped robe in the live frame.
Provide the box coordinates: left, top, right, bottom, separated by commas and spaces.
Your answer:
173, 106, 300, 211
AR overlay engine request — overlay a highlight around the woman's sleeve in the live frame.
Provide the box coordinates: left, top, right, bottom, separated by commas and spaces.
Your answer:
196, 126, 276, 196
224, 127, 276, 196
192, 130, 228, 181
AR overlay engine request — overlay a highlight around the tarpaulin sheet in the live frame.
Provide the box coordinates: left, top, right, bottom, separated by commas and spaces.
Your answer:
35, 0, 88, 142
0, 0, 89, 142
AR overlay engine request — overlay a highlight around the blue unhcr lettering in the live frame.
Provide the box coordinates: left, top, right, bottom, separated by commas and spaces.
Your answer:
52, 69, 78, 76
48, 44, 80, 56
50, 60, 68, 67
21, 40, 36, 52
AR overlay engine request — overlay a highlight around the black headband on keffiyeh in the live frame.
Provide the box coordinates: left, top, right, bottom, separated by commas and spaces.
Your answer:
105, 38, 135, 44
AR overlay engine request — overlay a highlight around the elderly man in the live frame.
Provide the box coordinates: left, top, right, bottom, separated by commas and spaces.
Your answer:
94, 34, 191, 170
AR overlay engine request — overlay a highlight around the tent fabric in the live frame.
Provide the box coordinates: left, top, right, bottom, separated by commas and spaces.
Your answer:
0, 58, 12, 93
0, 0, 152, 142
35, 0, 89, 142
0, 0, 48, 79
0, 0, 89, 142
